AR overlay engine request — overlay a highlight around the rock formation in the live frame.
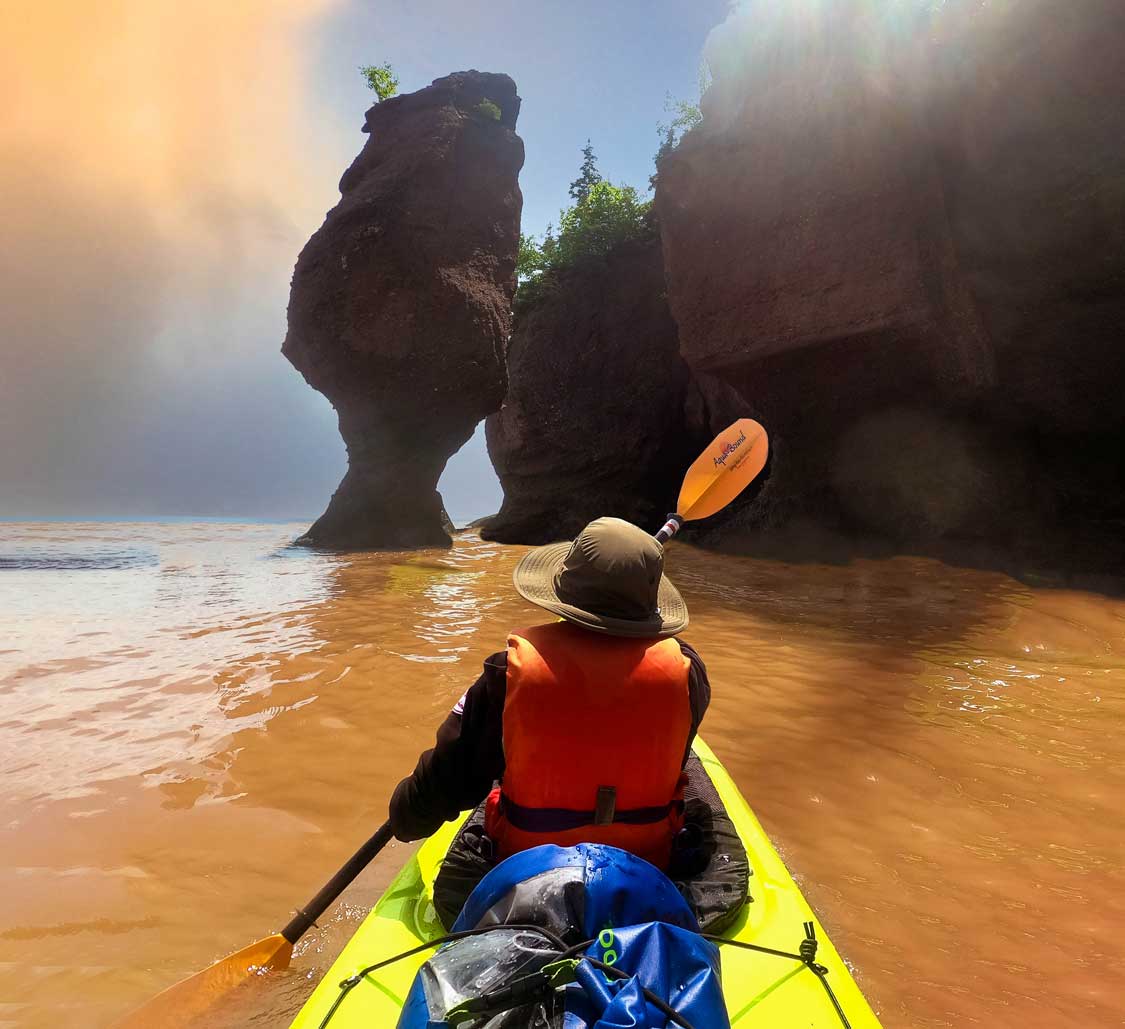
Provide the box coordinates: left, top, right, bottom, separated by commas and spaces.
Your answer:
483, 237, 698, 543
929, 0, 1125, 437
283, 71, 523, 549
654, 0, 1125, 544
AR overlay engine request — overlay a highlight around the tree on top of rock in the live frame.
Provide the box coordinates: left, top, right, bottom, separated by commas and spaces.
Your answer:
554, 182, 650, 267
569, 140, 603, 205
515, 184, 653, 311
651, 93, 702, 189
360, 62, 399, 101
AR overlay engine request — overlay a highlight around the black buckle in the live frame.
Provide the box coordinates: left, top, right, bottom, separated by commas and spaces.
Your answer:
594, 786, 617, 826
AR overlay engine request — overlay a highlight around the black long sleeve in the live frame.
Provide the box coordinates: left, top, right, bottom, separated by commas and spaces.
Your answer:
678, 638, 710, 766
389, 653, 508, 841
388, 639, 711, 842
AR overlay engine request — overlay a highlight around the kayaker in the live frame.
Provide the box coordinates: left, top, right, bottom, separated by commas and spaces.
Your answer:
389, 516, 710, 870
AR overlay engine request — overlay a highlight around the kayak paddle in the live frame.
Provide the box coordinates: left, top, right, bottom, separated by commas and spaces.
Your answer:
116, 821, 393, 1028
118, 417, 769, 1026
655, 418, 769, 543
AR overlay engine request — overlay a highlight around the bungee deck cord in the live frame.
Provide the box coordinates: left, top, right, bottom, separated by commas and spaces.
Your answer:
314, 918, 852, 1029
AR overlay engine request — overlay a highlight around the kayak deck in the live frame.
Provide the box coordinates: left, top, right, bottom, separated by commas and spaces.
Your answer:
290, 738, 881, 1027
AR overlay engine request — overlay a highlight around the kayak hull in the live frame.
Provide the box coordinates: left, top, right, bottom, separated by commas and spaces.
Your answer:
290, 738, 881, 1027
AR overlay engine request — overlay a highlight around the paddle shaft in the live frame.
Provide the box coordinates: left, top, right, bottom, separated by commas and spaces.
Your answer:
654, 513, 685, 545
281, 819, 394, 944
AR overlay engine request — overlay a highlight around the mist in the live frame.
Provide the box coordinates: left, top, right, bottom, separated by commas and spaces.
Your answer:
0, 0, 722, 526
0, 0, 348, 520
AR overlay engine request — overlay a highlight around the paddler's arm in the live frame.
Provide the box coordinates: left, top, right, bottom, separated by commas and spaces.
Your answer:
388, 652, 507, 842
678, 639, 711, 767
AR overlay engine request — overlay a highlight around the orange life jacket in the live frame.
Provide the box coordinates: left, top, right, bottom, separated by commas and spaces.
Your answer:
484, 621, 692, 869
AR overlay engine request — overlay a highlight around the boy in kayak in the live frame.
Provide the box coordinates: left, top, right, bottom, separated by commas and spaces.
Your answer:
389, 516, 710, 871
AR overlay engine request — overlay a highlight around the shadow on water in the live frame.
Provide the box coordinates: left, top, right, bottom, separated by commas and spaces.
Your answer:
663, 541, 1008, 777
669, 536, 1017, 657
688, 516, 1125, 599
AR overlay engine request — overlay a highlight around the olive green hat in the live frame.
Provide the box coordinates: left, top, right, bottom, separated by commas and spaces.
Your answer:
512, 516, 689, 638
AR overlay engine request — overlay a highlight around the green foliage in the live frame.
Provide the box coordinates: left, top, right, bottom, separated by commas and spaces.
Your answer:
568, 140, 603, 205
359, 62, 399, 101
516, 181, 653, 311
517, 232, 547, 279
475, 99, 502, 122
651, 94, 703, 188
553, 181, 651, 265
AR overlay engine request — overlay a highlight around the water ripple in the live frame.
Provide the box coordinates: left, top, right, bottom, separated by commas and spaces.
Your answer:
0, 549, 157, 571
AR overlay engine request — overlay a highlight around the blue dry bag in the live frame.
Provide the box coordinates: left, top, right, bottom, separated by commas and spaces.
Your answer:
397, 843, 730, 1029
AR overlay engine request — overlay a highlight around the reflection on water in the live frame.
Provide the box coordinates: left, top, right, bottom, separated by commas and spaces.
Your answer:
1, 522, 1123, 1027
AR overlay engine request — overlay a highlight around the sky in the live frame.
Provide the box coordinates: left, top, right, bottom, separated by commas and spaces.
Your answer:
0, 0, 729, 525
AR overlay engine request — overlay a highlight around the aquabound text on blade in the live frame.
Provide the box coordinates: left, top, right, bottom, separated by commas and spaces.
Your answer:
712, 429, 748, 469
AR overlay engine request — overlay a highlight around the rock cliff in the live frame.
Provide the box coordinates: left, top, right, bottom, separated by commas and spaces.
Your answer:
285, 6, 1123, 560
483, 236, 698, 543
283, 71, 523, 549
655, 0, 1125, 544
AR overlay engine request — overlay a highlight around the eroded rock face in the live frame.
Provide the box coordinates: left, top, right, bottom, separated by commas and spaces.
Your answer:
483, 237, 697, 544
929, 0, 1125, 436
283, 71, 523, 549
656, 0, 1125, 541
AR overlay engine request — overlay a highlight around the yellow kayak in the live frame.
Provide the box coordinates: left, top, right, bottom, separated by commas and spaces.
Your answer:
290, 738, 881, 1028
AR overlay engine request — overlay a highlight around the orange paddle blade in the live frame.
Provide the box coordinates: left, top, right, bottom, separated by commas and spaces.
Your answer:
676, 418, 769, 521
115, 933, 293, 1029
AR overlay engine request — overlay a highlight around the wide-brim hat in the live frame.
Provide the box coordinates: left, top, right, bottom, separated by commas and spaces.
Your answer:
512, 516, 689, 638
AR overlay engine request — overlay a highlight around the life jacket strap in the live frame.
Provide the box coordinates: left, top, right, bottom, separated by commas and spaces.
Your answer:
498, 791, 682, 833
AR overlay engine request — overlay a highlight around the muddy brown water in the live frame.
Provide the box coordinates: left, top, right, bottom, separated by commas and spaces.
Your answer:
1, 522, 1123, 1027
